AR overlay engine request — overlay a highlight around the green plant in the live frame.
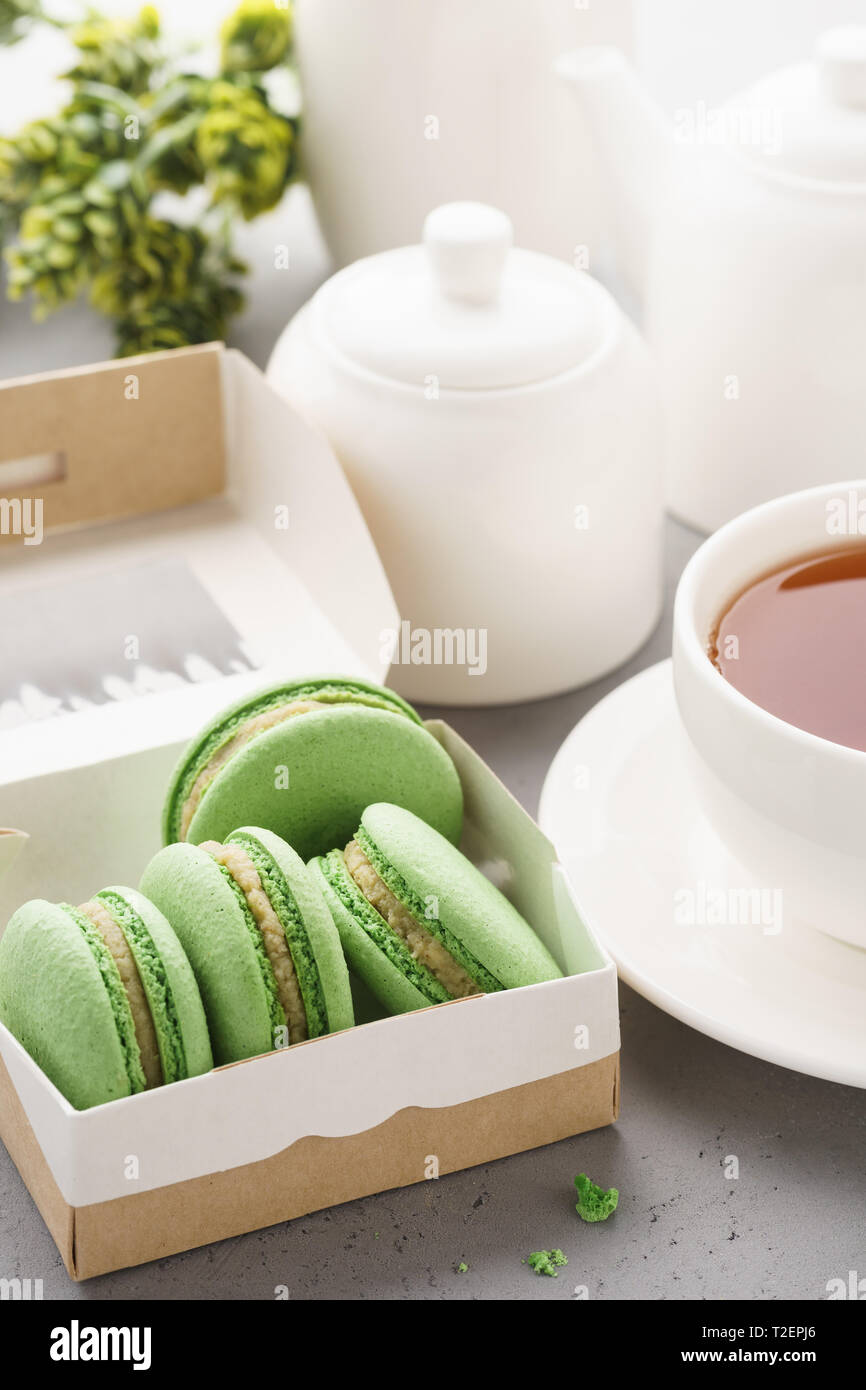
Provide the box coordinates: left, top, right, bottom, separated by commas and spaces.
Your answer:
0, 0, 298, 355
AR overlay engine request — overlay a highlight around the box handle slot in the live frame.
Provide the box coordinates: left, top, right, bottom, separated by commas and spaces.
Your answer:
0, 452, 67, 492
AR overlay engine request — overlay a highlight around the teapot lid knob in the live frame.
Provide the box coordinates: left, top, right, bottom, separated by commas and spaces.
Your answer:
817, 26, 866, 109
423, 202, 513, 306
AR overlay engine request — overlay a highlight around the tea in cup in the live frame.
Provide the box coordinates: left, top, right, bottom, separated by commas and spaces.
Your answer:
673, 482, 866, 949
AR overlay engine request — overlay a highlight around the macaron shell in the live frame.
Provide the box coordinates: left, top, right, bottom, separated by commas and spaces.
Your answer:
99, 886, 213, 1081
229, 827, 354, 1035
162, 675, 424, 843
140, 844, 278, 1065
308, 857, 434, 1015
183, 706, 463, 859
0, 900, 133, 1109
358, 803, 564, 989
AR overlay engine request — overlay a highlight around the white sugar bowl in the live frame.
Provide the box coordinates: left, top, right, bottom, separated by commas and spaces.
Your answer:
267, 203, 663, 705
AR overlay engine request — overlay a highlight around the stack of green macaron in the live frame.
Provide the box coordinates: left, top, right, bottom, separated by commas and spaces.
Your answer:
0, 825, 357, 1107
0, 675, 564, 1110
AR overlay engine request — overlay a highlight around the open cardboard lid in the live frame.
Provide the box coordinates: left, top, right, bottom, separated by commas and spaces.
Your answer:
0, 342, 399, 785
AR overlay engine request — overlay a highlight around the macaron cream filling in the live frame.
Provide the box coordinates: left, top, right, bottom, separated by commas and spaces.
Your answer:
172, 681, 420, 842
318, 848, 451, 1003
201, 831, 329, 1045
95, 889, 189, 1087
343, 839, 482, 999
63, 903, 149, 1096
202, 840, 308, 1043
319, 831, 504, 1003
80, 898, 163, 1089
75, 891, 190, 1092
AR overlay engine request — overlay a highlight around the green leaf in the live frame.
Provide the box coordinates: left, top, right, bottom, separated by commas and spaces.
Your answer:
137, 109, 203, 171
45, 241, 78, 268
97, 158, 133, 192
52, 216, 85, 242
82, 208, 119, 239
71, 82, 146, 121
50, 193, 88, 216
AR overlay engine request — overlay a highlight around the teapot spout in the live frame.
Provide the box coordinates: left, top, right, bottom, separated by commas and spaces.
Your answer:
556, 46, 672, 302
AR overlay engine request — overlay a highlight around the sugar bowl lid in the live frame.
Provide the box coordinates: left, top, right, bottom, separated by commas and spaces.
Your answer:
309, 202, 611, 390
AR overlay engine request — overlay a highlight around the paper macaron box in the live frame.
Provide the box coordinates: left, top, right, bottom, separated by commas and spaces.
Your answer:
0, 344, 619, 1280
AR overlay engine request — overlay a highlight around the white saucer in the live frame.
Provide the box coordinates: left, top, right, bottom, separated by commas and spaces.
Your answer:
539, 660, 866, 1088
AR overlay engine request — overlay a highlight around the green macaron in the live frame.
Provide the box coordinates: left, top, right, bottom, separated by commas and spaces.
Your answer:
140, 826, 354, 1065
0, 887, 212, 1110
162, 675, 463, 859
309, 803, 563, 1015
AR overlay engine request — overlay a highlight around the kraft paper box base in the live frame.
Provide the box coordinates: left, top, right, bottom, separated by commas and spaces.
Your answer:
0, 1045, 618, 1282
0, 344, 620, 1280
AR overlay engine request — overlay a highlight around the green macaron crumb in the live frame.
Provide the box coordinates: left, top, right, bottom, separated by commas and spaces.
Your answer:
168, 680, 420, 842
574, 1173, 619, 1223
208, 859, 286, 1047
527, 1249, 568, 1277
227, 830, 328, 1037
63, 904, 147, 1095
355, 826, 504, 996
316, 850, 452, 1005
95, 890, 188, 1085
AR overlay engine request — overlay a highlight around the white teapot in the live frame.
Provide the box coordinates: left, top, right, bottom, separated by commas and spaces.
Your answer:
267, 202, 662, 706
558, 27, 866, 532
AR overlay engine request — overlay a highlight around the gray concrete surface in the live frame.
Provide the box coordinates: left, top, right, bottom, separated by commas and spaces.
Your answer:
0, 193, 863, 1300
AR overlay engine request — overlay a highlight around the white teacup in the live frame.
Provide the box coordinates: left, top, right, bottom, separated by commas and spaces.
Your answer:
673, 480, 866, 950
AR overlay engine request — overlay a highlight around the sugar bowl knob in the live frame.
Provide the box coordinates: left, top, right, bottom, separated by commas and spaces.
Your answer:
423, 202, 513, 306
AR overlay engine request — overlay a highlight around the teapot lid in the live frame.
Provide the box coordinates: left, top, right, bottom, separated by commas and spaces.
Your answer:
309, 202, 612, 390
728, 26, 866, 184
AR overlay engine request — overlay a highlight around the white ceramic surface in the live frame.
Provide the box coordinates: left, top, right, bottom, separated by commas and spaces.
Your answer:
268, 204, 664, 705
293, 0, 633, 272
559, 28, 866, 532
672, 478, 866, 952
539, 660, 866, 1089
